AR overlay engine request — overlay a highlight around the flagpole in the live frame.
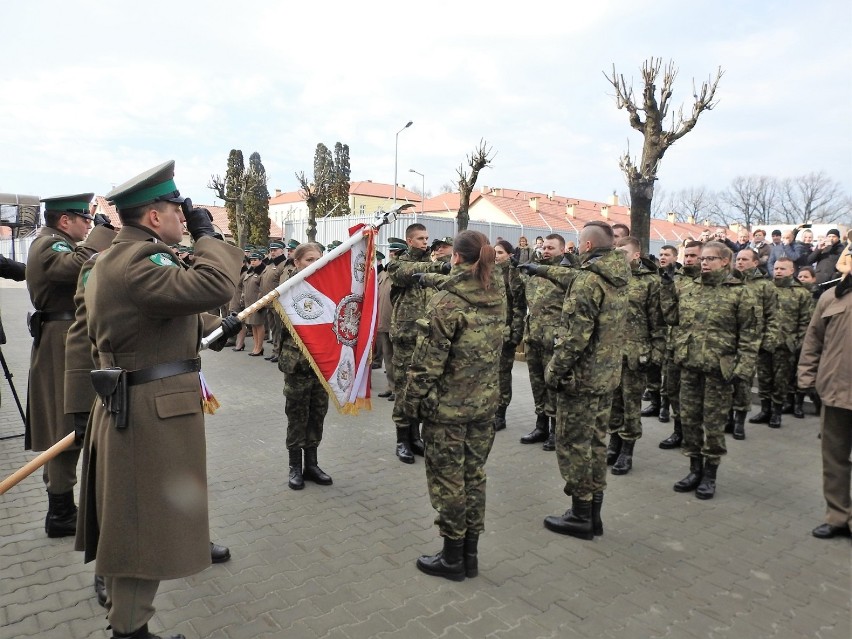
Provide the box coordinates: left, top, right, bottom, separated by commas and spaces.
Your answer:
201, 204, 413, 349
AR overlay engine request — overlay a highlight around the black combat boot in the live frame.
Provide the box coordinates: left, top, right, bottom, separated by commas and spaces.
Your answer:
520, 414, 549, 444
769, 403, 782, 429
749, 399, 771, 424
543, 496, 594, 540
463, 531, 479, 578
45, 490, 77, 538
288, 448, 304, 490
606, 433, 622, 465
303, 447, 333, 485
410, 423, 425, 456
640, 391, 661, 417
642, 388, 652, 401
659, 419, 682, 449
782, 393, 794, 414
494, 405, 507, 431
732, 410, 747, 440
396, 427, 415, 464
94, 575, 107, 607
695, 461, 718, 500
658, 399, 670, 423
416, 537, 465, 581
542, 417, 556, 451
591, 493, 604, 536
793, 392, 805, 419
611, 439, 634, 475
673, 456, 703, 493
112, 623, 185, 639
724, 410, 734, 434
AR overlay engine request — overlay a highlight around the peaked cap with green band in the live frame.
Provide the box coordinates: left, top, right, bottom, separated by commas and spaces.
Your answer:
106, 160, 185, 210
375, 250, 386, 260
286, 239, 300, 250
41, 193, 95, 219
269, 241, 285, 250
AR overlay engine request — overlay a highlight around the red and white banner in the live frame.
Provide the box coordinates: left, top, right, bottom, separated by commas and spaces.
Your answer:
273, 224, 377, 414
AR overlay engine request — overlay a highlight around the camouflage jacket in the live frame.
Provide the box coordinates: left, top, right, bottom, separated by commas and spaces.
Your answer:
496, 260, 527, 346
660, 268, 760, 381
523, 255, 569, 346
772, 276, 814, 353
622, 260, 665, 370
547, 248, 630, 394
738, 266, 779, 352
387, 247, 447, 339
277, 268, 311, 375
660, 264, 701, 350
400, 263, 506, 424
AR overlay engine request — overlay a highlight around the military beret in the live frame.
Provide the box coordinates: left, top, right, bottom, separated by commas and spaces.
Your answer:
375, 250, 386, 261
248, 251, 264, 260
41, 193, 95, 221
269, 241, 285, 250
106, 160, 185, 210
286, 239, 300, 250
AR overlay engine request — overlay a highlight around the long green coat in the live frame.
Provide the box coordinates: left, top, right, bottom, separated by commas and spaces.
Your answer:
75, 227, 242, 580
25, 225, 115, 450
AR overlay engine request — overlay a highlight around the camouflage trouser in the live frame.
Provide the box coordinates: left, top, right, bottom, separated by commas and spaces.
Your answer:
284, 370, 329, 449
270, 311, 283, 356
555, 392, 611, 501
664, 355, 682, 419
423, 419, 495, 540
525, 340, 556, 417
732, 373, 754, 412
391, 336, 417, 429
756, 347, 798, 405
644, 362, 662, 394
498, 343, 516, 407
679, 368, 729, 464
608, 361, 645, 441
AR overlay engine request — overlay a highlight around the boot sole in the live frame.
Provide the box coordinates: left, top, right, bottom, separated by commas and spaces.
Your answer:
415, 561, 466, 581
611, 466, 631, 475
542, 520, 594, 540
288, 482, 305, 490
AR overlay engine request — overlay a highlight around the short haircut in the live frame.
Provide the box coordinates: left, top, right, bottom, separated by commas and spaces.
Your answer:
405, 223, 426, 238
616, 236, 641, 254
704, 241, 732, 262
774, 256, 794, 266
660, 244, 677, 254
611, 223, 630, 235
753, 228, 766, 236
44, 210, 66, 228
118, 201, 170, 225
545, 233, 565, 248
684, 240, 704, 250
580, 222, 614, 249
737, 248, 760, 262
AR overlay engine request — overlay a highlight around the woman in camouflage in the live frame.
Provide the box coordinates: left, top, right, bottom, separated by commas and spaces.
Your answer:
493, 240, 527, 431
400, 230, 506, 581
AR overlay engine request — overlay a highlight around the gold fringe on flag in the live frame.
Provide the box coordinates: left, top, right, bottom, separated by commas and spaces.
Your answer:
199, 371, 220, 414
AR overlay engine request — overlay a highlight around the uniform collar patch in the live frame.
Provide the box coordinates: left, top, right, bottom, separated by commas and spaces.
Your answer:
149, 252, 178, 267
50, 241, 73, 253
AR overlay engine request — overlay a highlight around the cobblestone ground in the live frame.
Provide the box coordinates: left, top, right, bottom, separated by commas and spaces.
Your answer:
0, 284, 849, 639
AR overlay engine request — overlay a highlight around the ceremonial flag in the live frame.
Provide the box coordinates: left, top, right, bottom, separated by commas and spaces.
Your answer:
273, 224, 377, 414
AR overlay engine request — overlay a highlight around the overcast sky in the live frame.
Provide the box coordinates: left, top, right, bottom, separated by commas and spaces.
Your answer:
1, 1, 850, 209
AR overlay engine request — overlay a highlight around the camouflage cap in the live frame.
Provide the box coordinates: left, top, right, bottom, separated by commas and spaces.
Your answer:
41, 193, 95, 221
106, 160, 185, 210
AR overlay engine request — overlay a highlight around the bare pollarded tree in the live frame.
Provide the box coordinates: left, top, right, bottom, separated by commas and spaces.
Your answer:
605, 58, 723, 252
455, 139, 495, 232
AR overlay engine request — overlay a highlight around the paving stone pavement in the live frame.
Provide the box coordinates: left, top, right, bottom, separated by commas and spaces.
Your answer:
0, 283, 849, 639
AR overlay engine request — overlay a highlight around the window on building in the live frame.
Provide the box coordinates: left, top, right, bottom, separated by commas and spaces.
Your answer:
359, 204, 366, 215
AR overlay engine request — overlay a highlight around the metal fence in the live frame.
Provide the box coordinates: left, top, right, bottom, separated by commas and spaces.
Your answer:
0, 237, 36, 263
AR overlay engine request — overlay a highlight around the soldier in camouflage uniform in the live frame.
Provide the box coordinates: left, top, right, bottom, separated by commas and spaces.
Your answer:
656, 245, 679, 423
607, 237, 665, 476
752, 256, 814, 429
536, 222, 629, 540
658, 241, 703, 449
278, 243, 333, 490
386, 223, 450, 464
493, 240, 527, 431
518, 233, 569, 449
732, 248, 779, 439
660, 241, 760, 500
399, 231, 505, 581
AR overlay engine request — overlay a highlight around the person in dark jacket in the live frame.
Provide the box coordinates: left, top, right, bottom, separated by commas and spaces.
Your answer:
805, 229, 845, 285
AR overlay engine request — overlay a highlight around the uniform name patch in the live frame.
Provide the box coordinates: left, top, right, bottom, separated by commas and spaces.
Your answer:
149, 253, 178, 267
50, 241, 73, 253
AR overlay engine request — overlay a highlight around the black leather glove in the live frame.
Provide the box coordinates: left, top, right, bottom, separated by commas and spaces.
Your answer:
220, 312, 243, 339
518, 263, 540, 276
93, 213, 115, 230
440, 261, 452, 274
509, 256, 519, 267
73, 412, 89, 446
413, 273, 431, 287
185, 207, 216, 241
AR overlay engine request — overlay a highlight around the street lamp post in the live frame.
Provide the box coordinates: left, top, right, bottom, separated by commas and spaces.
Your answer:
409, 168, 424, 217
393, 120, 413, 206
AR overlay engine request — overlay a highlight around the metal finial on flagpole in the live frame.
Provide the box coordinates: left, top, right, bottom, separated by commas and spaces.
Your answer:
375, 203, 414, 229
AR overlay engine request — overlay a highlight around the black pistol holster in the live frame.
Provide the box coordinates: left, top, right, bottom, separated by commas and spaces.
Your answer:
27, 311, 43, 348
91, 368, 128, 429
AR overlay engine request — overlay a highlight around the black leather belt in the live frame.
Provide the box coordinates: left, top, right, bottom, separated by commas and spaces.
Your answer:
40, 311, 75, 322
126, 358, 201, 387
